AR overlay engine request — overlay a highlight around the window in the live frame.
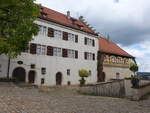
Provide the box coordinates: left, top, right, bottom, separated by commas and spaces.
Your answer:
111, 57, 116, 63
54, 30, 62, 39
37, 44, 41, 55
116, 73, 120, 79
104, 56, 109, 62
68, 33, 75, 42
41, 45, 47, 55
67, 69, 70, 76
89, 70, 91, 76
116, 57, 122, 64
31, 64, 35, 69
87, 39, 93, 46
41, 68, 46, 75
85, 37, 95, 46
39, 25, 47, 36
87, 53, 92, 60
53, 47, 62, 57
68, 49, 75, 58
85, 52, 95, 60
41, 78, 45, 84
123, 58, 127, 64
36, 45, 47, 55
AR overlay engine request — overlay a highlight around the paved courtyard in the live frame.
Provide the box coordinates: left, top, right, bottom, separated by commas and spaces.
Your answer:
0, 83, 150, 113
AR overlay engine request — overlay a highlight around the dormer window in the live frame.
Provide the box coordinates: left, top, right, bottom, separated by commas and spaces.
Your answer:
80, 27, 83, 30
71, 18, 77, 24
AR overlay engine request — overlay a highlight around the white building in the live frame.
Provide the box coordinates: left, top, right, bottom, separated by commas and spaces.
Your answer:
0, 6, 99, 86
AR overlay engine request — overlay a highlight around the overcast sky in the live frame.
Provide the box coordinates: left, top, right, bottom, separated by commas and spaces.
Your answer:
36, 0, 150, 72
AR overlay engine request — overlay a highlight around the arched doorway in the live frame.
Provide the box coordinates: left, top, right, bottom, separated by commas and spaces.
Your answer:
56, 72, 62, 85
28, 71, 36, 84
12, 67, 26, 83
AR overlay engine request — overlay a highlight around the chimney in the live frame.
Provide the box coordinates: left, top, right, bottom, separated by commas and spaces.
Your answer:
67, 11, 71, 19
107, 34, 110, 42
79, 16, 85, 22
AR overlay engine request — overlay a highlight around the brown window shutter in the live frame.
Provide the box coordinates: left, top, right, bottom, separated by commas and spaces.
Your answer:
75, 51, 78, 59
62, 49, 68, 57
30, 43, 37, 54
75, 35, 78, 43
93, 53, 95, 60
92, 39, 95, 47
84, 52, 87, 60
85, 37, 87, 45
63, 32, 68, 40
48, 27, 54, 37
47, 46, 53, 56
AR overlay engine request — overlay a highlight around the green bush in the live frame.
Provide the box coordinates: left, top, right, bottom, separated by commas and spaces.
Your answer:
79, 69, 90, 78
129, 63, 138, 75
79, 69, 90, 86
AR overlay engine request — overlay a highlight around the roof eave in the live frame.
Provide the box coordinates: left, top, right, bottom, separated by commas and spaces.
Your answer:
99, 51, 135, 58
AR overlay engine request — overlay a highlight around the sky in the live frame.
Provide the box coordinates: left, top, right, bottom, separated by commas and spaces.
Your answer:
35, 0, 150, 72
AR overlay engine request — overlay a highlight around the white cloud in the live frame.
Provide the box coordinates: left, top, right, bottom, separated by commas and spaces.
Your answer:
120, 41, 150, 72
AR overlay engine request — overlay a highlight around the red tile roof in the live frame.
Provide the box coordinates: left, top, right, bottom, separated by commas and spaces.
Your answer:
39, 6, 97, 36
99, 37, 134, 58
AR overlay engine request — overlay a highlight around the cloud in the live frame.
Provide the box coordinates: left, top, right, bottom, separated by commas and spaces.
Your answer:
121, 41, 150, 71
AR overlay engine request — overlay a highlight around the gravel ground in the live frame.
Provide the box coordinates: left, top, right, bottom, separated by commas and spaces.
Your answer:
0, 83, 150, 113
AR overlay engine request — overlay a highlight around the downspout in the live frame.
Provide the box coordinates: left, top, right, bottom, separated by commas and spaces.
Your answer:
7, 57, 10, 79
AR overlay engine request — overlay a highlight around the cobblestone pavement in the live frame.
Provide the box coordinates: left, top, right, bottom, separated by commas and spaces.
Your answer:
0, 83, 150, 113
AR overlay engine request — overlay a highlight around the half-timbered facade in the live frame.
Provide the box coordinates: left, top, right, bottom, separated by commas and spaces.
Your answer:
97, 37, 135, 82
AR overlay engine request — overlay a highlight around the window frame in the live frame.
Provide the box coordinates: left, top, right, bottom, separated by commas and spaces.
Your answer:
54, 29, 62, 39
67, 69, 70, 76
41, 67, 46, 75
39, 25, 47, 36
53, 47, 62, 57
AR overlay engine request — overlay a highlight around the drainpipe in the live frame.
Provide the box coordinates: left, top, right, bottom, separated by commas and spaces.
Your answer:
7, 57, 10, 79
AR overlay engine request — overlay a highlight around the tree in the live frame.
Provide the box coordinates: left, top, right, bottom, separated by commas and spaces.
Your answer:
129, 63, 139, 88
129, 63, 139, 76
79, 69, 90, 86
0, 0, 39, 57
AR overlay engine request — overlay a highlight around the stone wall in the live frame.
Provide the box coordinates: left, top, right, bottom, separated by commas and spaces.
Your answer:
79, 80, 125, 97
132, 85, 150, 100
125, 80, 150, 100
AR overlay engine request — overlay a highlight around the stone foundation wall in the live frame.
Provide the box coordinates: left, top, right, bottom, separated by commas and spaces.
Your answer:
79, 80, 125, 97
125, 80, 150, 100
